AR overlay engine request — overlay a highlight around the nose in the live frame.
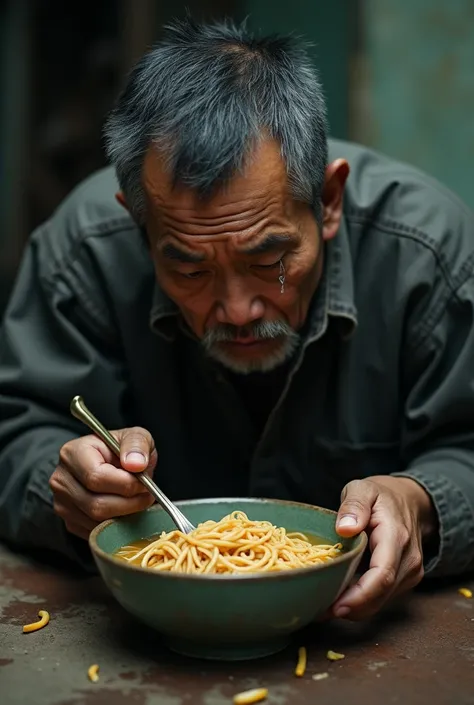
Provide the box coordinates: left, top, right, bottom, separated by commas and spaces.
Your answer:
215, 276, 265, 327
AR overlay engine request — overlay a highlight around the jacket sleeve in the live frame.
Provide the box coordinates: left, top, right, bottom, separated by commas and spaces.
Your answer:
0, 225, 127, 569
395, 274, 474, 577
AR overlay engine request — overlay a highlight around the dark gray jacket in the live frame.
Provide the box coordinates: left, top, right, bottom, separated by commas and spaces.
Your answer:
1, 139, 474, 574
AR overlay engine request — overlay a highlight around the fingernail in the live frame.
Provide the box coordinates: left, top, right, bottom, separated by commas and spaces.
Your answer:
125, 452, 146, 464
338, 515, 358, 528
334, 606, 351, 618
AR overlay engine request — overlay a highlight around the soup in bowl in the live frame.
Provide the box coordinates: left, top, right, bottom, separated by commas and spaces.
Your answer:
89, 497, 367, 661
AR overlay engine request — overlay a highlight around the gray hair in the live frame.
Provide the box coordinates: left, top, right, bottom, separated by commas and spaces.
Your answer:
104, 16, 329, 224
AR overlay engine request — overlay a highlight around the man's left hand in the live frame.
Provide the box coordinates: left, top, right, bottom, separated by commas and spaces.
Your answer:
332, 475, 438, 621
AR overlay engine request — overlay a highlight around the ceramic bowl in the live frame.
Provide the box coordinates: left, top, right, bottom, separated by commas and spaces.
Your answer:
89, 497, 367, 661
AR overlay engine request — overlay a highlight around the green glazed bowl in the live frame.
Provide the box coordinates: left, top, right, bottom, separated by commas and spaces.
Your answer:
89, 498, 367, 661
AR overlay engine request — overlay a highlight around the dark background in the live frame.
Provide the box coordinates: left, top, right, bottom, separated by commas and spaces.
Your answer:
1, 0, 473, 317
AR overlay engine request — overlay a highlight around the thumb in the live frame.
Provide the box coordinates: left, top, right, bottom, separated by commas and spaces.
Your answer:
336, 479, 376, 537
118, 427, 157, 473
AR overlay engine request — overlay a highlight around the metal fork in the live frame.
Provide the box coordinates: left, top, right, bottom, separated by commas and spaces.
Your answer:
70, 396, 195, 534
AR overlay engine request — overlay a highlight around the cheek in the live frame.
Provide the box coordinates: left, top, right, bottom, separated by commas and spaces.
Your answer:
280, 252, 320, 324
154, 270, 214, 335
170, 286, 211, 325
287, 251, 316, 292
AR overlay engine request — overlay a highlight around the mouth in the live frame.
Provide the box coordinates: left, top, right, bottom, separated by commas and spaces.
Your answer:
229, 337, 264, 345
218, 337, 281, 356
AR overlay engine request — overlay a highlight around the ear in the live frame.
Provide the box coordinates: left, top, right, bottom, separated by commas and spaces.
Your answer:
321, 159, 350, 242
115, 191, 128, 211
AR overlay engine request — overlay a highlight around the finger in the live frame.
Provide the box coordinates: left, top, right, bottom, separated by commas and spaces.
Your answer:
117, 427, 158, 473
332, 522, 405, 619
63, 522, 91, 541
336, 479, 377, 537
67, 434, 123, 468
67, 473, 155, 523
82, 490, 155, 523
60, 443, 150, 497
52, 468, 155, 523
61, 434, 156, 475
53, 495, 98, 533
346, 552, 423, 621
390, 546, 424, 597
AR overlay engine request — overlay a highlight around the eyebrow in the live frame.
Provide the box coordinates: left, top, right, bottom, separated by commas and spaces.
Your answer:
160, 243, 205, 264
240, 233, 293, 256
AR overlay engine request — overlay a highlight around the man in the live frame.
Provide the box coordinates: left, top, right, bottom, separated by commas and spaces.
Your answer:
1, 17, 474, 622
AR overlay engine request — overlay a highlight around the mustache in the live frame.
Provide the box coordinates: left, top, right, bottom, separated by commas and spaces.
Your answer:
202, 320, 297, 348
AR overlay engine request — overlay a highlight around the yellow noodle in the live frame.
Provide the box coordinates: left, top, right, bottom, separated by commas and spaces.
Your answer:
22, 610, 50, 633
233, 688, 268, 704
88, 664, 100, 682
295, 646, 307, 677
327, 650, 345, 661
116, 511, 343, 575
458, 587, 472, 598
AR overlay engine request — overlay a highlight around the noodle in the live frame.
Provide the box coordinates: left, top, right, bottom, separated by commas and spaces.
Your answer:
295, 646, 307, 677
88, 664, 100, 682
116, 511, 343, 575
326, 650, 345, 661
22, 610, 50, 633
233, 688, 268, 704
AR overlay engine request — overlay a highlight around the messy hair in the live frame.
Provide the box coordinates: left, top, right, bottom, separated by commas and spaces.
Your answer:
104, 16, 328, 223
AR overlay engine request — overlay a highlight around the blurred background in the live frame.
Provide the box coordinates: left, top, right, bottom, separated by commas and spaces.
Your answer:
1, 0, 473, 316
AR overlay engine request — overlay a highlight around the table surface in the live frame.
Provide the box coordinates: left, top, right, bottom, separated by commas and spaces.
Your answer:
1, 542, 473, 705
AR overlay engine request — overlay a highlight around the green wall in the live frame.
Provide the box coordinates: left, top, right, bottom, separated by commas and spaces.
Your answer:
365, 0, 474, 207
240, 0, 353, 139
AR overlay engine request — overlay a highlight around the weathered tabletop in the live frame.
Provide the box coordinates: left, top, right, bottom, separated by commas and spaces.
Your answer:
1, 542, 473, 705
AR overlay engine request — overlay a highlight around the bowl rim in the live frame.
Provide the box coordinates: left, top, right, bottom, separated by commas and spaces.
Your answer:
89, 497, 368, 582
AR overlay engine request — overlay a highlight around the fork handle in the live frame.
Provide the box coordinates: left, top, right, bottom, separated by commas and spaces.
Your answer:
69, 396, 195, 534
70, 396, 122, 457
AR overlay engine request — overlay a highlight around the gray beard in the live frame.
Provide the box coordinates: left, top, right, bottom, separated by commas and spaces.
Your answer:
201, 320, 300, 375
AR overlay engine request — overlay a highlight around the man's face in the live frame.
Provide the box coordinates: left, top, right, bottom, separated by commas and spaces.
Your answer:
139, 139, 345, 374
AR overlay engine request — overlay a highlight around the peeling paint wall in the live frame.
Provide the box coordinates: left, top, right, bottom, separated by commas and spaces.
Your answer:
360, 0, 474, 207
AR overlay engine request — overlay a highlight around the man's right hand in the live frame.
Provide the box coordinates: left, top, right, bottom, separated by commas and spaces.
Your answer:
49, 428, 157, 540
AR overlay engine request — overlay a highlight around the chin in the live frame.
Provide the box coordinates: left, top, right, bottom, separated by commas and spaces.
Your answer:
206, 336, 298, 375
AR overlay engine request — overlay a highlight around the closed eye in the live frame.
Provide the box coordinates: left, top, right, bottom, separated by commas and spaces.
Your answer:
178, 270, 208, 279
252, 260, 281, 270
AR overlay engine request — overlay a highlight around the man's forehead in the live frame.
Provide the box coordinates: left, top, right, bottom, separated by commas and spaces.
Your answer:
142, 138, 290, 214
158, 232, 294, 264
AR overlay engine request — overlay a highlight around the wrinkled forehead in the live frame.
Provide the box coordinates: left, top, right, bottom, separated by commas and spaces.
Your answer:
142, 138, 294, 226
